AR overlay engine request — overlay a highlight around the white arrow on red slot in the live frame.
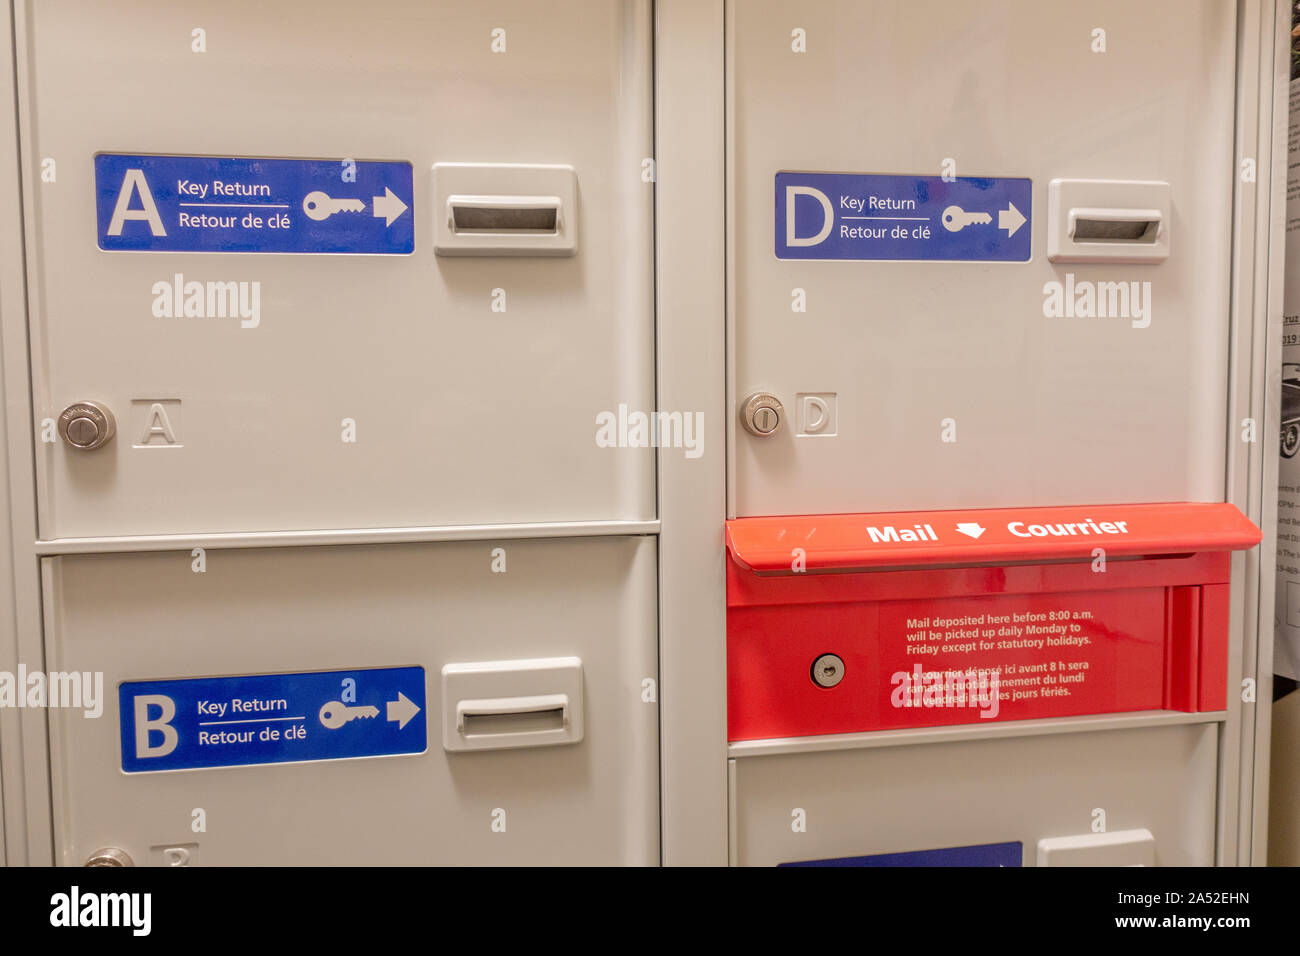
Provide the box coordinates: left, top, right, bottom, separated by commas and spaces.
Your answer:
386, 691, 420, 729
955, 522, 986, 539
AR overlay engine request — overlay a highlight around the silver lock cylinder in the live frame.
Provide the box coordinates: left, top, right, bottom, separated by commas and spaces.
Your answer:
811, 653, 845, 688
58, 400, 116, 450
84, 847, 134, 867
740, 392, 784, 436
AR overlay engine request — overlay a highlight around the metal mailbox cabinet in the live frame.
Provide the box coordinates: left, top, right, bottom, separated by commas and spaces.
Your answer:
731, 724, 1218, 867
723, 0, 1281, 867
20, 0, 654, 538
0, 0, 663, 868
46, 536, 659, 866
730, 0, 1234, 517
0, 0, 1284, 871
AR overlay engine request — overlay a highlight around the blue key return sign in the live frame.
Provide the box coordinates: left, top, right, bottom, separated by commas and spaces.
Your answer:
775, 171, 1030, 262
780, 841, 1023, 867
119, 666, 427, 773
95, 154, 414, 254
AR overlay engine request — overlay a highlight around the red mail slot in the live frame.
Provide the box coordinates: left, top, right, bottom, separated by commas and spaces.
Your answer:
726, 503, 1260, 742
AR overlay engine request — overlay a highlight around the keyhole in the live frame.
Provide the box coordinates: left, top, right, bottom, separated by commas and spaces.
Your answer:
811, 653, 845, 688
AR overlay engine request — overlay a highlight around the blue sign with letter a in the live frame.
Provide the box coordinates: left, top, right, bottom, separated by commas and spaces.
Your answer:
776, 171, 1031, 262
95, 153, 414, 255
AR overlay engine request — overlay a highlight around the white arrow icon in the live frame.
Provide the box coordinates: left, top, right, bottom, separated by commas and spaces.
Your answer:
998, 202, 1026, 238
386, 691, 420, 729
372, 187, 408, 227
955, 522, 986, 539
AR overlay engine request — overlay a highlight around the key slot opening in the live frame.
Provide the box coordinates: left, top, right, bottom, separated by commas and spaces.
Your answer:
455, 692, 570, 740
1068, 208, 1162, 244
463, 708, 566, 736
1048, 181, 1170, 263
448, 195, 561, 235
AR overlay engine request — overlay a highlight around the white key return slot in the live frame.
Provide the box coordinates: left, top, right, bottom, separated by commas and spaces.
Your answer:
442, 656, 584, 752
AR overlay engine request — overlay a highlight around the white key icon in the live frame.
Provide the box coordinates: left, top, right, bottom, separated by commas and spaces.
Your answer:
302, 191, 366, 221
318, 700, 379, 729
941, 205, 993, 232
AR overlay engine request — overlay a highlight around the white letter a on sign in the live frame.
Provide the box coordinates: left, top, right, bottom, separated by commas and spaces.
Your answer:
107, 169, 166, 236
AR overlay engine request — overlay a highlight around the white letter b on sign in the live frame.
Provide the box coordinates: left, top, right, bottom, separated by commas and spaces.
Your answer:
134, 694, 179, 758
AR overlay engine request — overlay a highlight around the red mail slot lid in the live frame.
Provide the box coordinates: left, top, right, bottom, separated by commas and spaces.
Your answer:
726, 502, 1260, 574
727, 503, 1260, 741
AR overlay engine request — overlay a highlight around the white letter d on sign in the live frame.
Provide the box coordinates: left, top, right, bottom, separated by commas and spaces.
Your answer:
786, 186, 833, 247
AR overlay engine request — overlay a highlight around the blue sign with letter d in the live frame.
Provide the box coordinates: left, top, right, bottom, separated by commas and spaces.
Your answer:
776, 171, 1031, 262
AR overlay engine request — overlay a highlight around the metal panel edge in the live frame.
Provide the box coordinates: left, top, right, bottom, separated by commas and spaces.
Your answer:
729, 709, 1228, 760
1222, 0, 1284, 868
1221, 0, 1285, 869
0, 0, 51, 866
655, 0, 729, 866
1221, 0, 1262, 870
34, 519, 662, 556
724, 0, 738, 521
1248, 0, 1289, 866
